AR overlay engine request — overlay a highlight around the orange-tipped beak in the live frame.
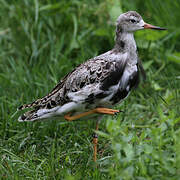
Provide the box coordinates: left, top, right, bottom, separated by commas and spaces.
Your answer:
144, 23, 167, 30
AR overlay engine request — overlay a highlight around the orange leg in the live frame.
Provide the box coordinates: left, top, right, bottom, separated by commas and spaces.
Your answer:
93, 120, 99, 162
64, 107, 120, 121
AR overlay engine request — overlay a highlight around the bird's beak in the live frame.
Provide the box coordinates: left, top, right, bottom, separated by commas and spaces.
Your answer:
143, 23, 167, 30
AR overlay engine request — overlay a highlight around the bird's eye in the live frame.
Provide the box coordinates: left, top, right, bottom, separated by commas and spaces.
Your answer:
130, 19, 136, 23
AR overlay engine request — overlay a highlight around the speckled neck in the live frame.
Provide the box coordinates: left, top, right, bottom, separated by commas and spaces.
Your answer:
113, 28, 137, 64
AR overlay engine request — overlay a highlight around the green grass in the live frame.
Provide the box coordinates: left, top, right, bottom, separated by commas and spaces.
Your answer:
0, 0, 180, 179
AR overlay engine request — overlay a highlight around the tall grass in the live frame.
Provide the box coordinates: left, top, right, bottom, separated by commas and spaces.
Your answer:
0, 0, 179, 179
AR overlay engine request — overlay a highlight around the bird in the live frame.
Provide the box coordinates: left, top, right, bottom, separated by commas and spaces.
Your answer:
17, 11, 166, 162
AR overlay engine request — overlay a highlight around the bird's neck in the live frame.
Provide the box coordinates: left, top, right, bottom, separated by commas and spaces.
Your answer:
114, 29, 137, 55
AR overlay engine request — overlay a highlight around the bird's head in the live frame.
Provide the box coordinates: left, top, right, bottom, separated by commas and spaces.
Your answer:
116, 11, 166, 32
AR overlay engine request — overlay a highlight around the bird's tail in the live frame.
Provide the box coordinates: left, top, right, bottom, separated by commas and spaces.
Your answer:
18, 106, 63, 122
18, 109, 40, 122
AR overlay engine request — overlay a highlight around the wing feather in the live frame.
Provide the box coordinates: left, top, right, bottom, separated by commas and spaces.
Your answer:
18, 52, 128, 110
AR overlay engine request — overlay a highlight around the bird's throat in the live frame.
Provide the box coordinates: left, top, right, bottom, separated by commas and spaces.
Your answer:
115, 31, 137, 54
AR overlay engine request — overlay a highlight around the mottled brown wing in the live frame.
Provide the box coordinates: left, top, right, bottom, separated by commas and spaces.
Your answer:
61, 58, 127, 104
63, 57, 127, 92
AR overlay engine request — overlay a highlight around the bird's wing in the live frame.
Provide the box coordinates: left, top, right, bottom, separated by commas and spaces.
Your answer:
62, 57, 128, 103
18, 54, 128, 110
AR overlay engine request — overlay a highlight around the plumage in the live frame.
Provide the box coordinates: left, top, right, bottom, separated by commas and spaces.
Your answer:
18, 11, 166, 122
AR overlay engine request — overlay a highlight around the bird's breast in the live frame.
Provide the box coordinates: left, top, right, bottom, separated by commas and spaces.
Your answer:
109, 64, 139, 105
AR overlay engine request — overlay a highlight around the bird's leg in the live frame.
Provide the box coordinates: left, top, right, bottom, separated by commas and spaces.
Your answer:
64, 109, 120, 162
64, 108, 120, 121
93, 119, 100, 162
64, 109, 98, 121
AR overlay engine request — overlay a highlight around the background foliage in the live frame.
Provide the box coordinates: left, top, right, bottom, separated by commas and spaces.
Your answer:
0, 0, 179, 179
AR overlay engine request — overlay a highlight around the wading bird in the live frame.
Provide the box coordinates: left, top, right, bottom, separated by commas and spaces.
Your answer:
18, 11, 166, 162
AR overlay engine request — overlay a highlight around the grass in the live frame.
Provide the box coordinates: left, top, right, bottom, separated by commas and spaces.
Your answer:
0, 0, 180, 179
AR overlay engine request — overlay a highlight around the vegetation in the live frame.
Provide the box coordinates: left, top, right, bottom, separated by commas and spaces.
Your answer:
0, 0, 179, 179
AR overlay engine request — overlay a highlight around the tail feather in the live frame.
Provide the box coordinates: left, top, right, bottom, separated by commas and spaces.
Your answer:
18, 105, 63, 122
18, 80, 66, 111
